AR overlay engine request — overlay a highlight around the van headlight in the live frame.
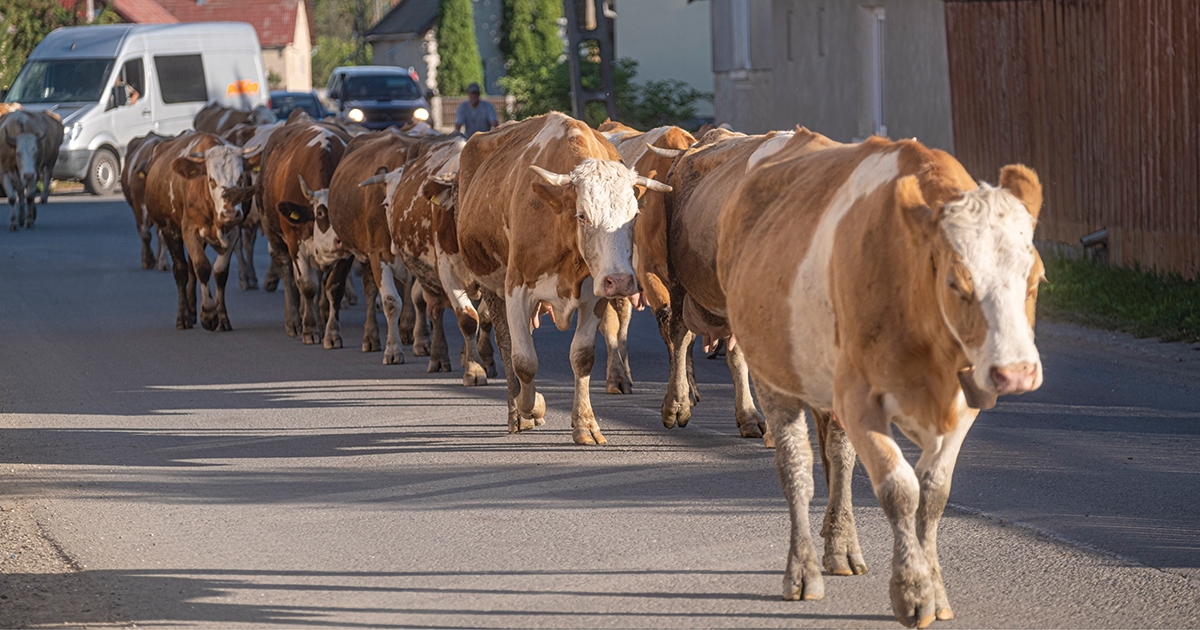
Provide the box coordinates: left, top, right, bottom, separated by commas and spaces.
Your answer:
412, 107, 429, 122
66, 122, 83, 143
346, 108, 365, 123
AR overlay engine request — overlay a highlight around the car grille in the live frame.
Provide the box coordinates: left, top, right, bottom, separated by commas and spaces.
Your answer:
363, 108, 415, 123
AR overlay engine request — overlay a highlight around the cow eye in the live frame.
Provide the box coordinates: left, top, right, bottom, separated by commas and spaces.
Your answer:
576, 214, 589, 225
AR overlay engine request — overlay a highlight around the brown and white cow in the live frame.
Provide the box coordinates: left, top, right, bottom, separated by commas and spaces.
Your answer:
717, 131, 1044, 627
455, 112, 670, 444
379, 133, 495, 383
223, 120, 282, 290
659, 128, 803, 443
141, 132, 255, 330
324, 128, 414, 360
0, 109, 62, 230
597, 120, 695, 394
194, 101, 277, 135
258, 117, 351, 343
0, 103, 23, 117
122, 131, 173, 269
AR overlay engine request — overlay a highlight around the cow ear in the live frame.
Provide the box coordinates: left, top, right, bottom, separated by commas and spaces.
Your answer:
999, 164, 1042, 222
423, 174, 455, 209
277, 200, 312, 225
171, 155, 206, 179
896, 175, 936, 242
4, 134, 15, 148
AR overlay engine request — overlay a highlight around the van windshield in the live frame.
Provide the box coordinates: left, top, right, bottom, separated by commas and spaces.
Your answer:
344, 75, 419, 101
5, 58, 116, 104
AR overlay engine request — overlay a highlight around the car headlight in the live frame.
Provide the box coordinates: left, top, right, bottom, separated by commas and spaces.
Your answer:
412, 107, 429, 122
346, 108, 365, 123
66, 122, 83, 143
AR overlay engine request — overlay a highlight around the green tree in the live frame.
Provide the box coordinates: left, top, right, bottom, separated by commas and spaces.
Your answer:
435, 0, 484, 96
501, 0, 562, 86
312, 35, 372, 88
0, 0, 75, 89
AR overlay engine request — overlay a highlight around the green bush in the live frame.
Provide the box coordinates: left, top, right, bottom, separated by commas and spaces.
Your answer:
501, 0, 563, 87
312, 35, 371, 89
1040, 255, 1200, 343
436, 0, 484, 96
1, 0, 76, 89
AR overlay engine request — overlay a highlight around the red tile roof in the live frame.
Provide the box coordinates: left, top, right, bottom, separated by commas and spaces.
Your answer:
109, 0, 314, 47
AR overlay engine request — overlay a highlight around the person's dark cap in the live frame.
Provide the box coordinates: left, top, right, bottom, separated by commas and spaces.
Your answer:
466, 83, 481, 94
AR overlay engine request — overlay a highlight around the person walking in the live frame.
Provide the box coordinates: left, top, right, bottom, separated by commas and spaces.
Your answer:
454, 83, 498, 137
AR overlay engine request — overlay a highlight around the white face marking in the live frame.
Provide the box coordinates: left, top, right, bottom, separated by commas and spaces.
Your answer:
940, 184, 1041, 390
304, 187, 343, 268
568, 158, 642, 297
200, 145, 246, 224
746, 131, 796, 172
13, 133, 39, 184
786, 150, 901, 407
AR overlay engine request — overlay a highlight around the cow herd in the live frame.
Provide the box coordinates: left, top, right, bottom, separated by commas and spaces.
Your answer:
47, 100, 1045, 628
0, 103, 65, 231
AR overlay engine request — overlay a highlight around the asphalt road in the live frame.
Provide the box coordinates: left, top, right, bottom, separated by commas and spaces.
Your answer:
1, 195, 1199, 628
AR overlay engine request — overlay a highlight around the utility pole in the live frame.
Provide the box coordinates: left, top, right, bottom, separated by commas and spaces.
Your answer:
563, 0, 617, 121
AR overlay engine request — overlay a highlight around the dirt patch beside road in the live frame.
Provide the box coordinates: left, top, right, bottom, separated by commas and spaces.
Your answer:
0, 501, 124, 628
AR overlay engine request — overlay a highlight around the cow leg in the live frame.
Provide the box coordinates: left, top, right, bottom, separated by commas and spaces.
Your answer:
183, 232, 218, 331
263, 243, 281, 292
495, 287, 546, 432
3, 176, 18, 231
294, 253, 322, 345
376, 258, 406, 364
410, 279, 430, 356
155, 226, 171, 271
323, 257, 353, 349
911, 406, 977, 622
477, 301, 497, 378
342, 260, 358, 307
686, 336, 700, 405
163, 230, 193, 330
453, 301, 488, 386
399, 270, 417, 347
756, 381, 824, 602
24, 180, 36, 228
361, 255, 383, 353
813, 408, 867, 576
211, 230, 237, 331
238, 225, 259, 290
39, 166, 51, 206
600, 298, 633, 394
661, 288, 696, 428
426, 296, 452, 373
837, 380, 935, 629
570, 292, 607, 445
137, 208, 155, 270
266, 234, 299, 336
726, 341, 766, 439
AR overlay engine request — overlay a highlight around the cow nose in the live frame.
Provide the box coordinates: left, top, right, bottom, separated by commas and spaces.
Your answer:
989, 362, 1038, 395
601, 273, 637, 298
333, 236, 344, 252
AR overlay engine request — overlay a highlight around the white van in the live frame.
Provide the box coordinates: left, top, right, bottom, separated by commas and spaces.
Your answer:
2, 23, 269, 195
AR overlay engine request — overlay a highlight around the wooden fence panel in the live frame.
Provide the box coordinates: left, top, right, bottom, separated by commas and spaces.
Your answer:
945, 0, 1200, 278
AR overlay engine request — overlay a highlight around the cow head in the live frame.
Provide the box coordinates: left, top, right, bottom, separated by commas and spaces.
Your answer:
171, 144, 250, 225
5, 131, 40, 190
899, 164, 1045, 409
280, 175, 344, 266
530, 158, 671, 298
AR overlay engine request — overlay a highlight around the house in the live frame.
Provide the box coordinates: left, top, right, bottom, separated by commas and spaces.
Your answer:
708, 0, 953, 151
366, 0, 505, 96
97, 0, 315, 91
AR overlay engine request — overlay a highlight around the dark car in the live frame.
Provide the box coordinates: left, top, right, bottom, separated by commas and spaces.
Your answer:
325, 66, 431, 130
270, 90, 327, 120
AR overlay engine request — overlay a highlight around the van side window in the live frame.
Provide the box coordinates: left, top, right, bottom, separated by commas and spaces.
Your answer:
154, 54, 207, 104
122, 58, 145, 99
106, 58, 145, 110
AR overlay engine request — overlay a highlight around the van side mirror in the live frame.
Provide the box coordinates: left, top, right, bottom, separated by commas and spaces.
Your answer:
112, 85, 128, 108
0, 87, 8, 100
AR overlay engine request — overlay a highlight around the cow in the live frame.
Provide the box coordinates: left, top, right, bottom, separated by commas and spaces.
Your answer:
659, 128, 802, 444
193, 101, 277, 135
717, 130, 1044, 627
455, 112, 670, 444
257, 116, 352, 344
597, 120, 696, 394
323, 128, 414, 360
375, 133, 495, 383
121, 131, 173, 269
141, 132, 255, 330
0, 103, 22, 117
0, 110, 62, 230
223, 121, 283, 290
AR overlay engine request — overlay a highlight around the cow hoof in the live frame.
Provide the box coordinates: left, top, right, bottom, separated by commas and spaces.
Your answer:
263, 279, 279, 292
216, 317, 233, 332
141, 256, 156, 270
762, 429, 776, 449
936, 606, 954, 621
783, 573, 825, 602
285, 321, 300, 338
605, 377, 632, 395
362, 337, 381, 353
302, 332, 321, 345
426, 357, 451, 373
176, 317, 193, 330
344, 294, 357, 307
737, 411, 766, 439
824, 550, 868, 577
399, 332, 415, 347
572, 426, 607, 446
324, 334, 342, 349
483, 360, 498, 378
463, 365, 488, 387
891, 573, 936, 629
8, 224, 16, 232
200, 309, 218, 331
240, 278, 258, 291
157, 262, 171, 273
412, 340, 430, 357
661, 399, 692, 429
383, 347, 404, 364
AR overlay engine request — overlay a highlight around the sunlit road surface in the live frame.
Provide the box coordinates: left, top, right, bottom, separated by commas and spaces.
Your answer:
2, 196, 1198, 628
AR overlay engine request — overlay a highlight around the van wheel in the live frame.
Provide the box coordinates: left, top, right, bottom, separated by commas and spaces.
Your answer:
85, 149, 119, 196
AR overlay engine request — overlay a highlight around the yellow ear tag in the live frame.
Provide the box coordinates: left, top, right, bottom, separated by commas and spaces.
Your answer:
253, 166, 260, 172
138, 172, 146, 179
430, 196, 440, 206
289, 211, 300, 220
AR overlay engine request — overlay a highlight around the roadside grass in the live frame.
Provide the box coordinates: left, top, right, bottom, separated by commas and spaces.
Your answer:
1038, 255, 1200, 343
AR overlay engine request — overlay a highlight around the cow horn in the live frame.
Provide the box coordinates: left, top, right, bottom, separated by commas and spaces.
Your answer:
298, 175, 315, 201
187, 151, 205, 159
242, 144, 264, 157
358, 168, 402, 187
529, 165, 571, 187
636, 176, 672, 193
645, 143, 684, 159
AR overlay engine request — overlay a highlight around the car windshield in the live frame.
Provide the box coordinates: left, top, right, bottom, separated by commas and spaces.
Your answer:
345, 75, 419, 101
5, 58, 116, 104
272, 94, 321, 119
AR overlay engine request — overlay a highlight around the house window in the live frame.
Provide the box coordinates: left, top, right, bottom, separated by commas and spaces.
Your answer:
732, 0, 751, 70
154, 54, 207, 104
860, 6, 886, 138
